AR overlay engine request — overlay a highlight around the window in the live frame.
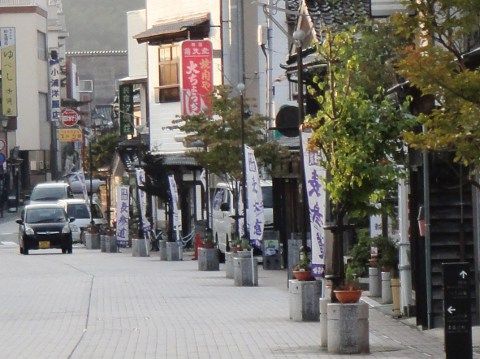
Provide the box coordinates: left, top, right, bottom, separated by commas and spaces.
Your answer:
38, 92, 48, 121
155, 45, 180, 103
37, 31, 47, 61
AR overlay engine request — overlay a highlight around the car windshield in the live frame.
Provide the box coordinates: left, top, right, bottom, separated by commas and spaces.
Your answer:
30, 187, 66, 201
67, 203, 90, 219
262, 186, 273, 209
26, 208, 67, 224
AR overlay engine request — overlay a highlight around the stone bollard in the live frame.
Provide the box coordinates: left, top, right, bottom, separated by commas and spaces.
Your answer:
225, 252, 234, 279
85, 232, 100, 250
132, 238, 149, 257
107, 235, 118, 253
288, 280, 321, 321
100, 235, 108, 253
233, 253, 258, 286
158, 240, 167, 261
381, 271, 392, 304
327, 302, 369, 354
198, 247, 219, 271
166, 241, 182, 261
320, 298, 330, 347
368, 267, 381, 297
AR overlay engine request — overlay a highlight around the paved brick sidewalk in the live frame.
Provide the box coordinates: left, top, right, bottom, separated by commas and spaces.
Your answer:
0, 243, 473, 358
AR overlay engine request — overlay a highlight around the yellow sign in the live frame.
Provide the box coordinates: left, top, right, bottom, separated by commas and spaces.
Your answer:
1, 45, 17, 116
57, 128, 83, 142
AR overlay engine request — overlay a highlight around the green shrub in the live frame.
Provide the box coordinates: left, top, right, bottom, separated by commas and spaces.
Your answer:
347, 229, 372, 278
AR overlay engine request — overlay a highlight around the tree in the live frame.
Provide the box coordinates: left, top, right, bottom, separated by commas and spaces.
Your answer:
90, 132, 121, 171
306, 24, 414, 296
178, 85, 287, 237
392, 0, 480, 166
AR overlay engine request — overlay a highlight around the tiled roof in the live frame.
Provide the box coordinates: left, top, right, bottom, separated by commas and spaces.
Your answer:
287, 0, 371, 41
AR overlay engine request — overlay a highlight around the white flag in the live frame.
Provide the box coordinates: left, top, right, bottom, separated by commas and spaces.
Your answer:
245, 145, 264, 247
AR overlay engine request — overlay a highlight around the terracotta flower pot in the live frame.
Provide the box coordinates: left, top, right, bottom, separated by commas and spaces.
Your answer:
334, 289, 362, 304
293, 270, 312, 281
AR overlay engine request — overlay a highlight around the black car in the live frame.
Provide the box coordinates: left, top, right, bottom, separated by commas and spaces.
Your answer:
17, 204, 74, 255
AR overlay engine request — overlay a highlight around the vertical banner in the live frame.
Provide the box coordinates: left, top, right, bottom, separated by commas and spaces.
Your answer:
168, 174, 180, 241
116, 185, 130, 247
245, 145, 264, 247
1, 28, 17, 117
301, 130, 327, 278
181, 40, 213, 116
135, 168, 150, 236
49, 53, 61, 122
119, 83, 134, 136
74, 170, 89, 207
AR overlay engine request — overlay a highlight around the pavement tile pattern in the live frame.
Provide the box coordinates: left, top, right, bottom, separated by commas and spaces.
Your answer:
0, 236, 475, 358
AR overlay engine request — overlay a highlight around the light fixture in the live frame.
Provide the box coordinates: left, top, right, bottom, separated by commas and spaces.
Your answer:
1, 118, 8, 130
236, 82, 245, 94
293, 29, 306, 43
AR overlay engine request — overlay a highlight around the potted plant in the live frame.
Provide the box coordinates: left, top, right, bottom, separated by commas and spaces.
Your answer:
202, 231, 216, 249
292, 250, 312, 281
333, 265, 362, 303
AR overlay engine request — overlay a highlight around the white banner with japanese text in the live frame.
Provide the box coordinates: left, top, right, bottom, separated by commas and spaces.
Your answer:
168, 175, 180, 240
245, 145, 264, 247
301, 130, 326, 278
135, 168, 150, 235
116, 185, 130, 247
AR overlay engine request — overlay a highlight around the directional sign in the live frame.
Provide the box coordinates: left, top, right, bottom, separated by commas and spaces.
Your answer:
443, 262, 472, 359
61, 108, 79, 127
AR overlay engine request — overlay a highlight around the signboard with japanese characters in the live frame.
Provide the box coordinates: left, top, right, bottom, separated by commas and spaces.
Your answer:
119, 84, 134, 136
301, 130, 327, 278
49, 53, 61, 122
168, 174, 180, 241
57, 128, 83, 142
181, 39, 213, 116
116, 185, 130, 247
245, 145, 264, 247
1, 28, 17, 117
135, 168, 151, 236
61, 108, 79, 127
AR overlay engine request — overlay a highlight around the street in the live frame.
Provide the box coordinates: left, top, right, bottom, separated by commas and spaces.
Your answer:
0, 216, 473, 358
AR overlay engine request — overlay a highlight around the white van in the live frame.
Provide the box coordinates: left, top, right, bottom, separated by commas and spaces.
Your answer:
212, 180, 273, 253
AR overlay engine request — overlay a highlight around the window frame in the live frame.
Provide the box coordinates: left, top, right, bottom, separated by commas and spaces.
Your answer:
156, 44, 180, 103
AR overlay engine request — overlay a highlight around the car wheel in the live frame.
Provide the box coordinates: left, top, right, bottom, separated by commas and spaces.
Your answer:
67, 248, 72, 254
62, 248, 67, 254
24, 247, 29, 255
19, 246, 23, 254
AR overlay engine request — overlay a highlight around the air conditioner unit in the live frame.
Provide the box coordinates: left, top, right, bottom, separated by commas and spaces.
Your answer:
79, 79, 94, 92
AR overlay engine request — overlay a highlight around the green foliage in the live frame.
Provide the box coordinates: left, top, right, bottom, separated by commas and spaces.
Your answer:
178, 86, 287, 183
391, 0, 480, 166
90, 132, 121, 170
295, 250, 311, 271
373, 236, 398, 274
306, 24, 415, 222
347, 229, 372, 278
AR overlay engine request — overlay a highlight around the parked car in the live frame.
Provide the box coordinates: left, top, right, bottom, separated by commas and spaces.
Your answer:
17, 203, 74, 255
58, 199, 107, 243
212, 180, 273, 253
26, 182, 74, 205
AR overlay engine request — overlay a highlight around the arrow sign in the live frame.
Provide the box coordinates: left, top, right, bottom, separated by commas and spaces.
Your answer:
460, 270, 468, 279
447, 306, 456, 314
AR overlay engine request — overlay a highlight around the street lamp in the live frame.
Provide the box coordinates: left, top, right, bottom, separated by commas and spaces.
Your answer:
237, 82, 248, 240
292, 29, 309, 253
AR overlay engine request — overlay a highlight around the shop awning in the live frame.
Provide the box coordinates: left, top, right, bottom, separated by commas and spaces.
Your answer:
134, 13, 210, 44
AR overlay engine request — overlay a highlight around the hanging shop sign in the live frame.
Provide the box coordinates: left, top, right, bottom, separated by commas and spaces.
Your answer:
245, 145, 264, 247
49, 54, 61, 122
57, 128, 83, 142
181, 39, 213, 116
61, 108, 80, 127
119, 84, 134, 136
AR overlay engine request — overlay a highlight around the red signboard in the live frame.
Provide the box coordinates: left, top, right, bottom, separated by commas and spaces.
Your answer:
181, 40, 213, 116
61, 108, 79, 127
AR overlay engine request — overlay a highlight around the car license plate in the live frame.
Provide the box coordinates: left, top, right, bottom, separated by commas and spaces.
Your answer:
39, 241, 50, 249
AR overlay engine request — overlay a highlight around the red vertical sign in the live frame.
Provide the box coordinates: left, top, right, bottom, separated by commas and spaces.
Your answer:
181, 40, 213, 116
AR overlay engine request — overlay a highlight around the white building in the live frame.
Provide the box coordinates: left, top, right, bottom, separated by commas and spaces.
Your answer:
0, 0, 68, 193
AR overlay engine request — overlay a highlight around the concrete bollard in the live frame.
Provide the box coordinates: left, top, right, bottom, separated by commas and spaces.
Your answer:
381, 271, 392, 304
158, 240, 167, 261
100, 235, 108, 253
198, 248, 219, 271
225, 252, 234, 279
368, 267, 381, 297
288, 280, 321, 321
327, 302, 369, 354
132, 238, 149, 257
320, 298, 330, 347
85, 232, 100, 250
166, 241, 182, 261
107, 235, 118, 253
233, 255, 258, 286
